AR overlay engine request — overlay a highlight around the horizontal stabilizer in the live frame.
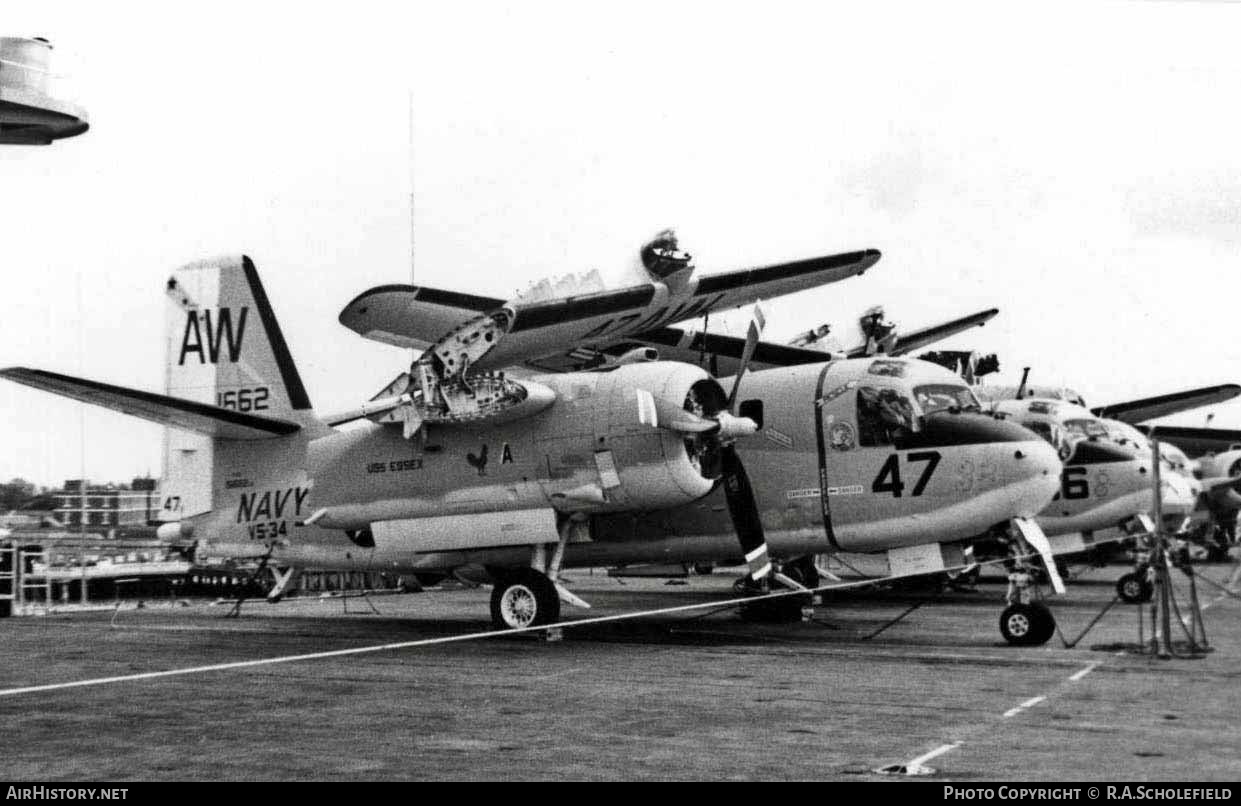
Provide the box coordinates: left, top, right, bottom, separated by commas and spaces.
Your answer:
1093, 384, 1241, 424
1, 367, 300, 440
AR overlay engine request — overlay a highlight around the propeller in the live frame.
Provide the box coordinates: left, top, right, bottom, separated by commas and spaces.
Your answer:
638, 304, 772, 585
719, 304, 772, 585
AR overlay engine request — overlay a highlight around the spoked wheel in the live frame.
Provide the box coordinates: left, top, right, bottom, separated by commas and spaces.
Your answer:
1000, 602, 1055, 646
1116, 571, 1153, 604
490, 569, 560, 630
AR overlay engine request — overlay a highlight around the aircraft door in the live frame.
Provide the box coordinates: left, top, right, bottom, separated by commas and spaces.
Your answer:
812, 365, 860, 549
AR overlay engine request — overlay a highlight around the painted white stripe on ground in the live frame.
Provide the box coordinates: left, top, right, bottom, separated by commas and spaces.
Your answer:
906, 742, 962, 768
1069, 662, 1100, 682
1002, 695, 1045, 718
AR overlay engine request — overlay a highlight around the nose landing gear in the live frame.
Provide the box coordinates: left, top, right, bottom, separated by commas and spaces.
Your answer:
1000, 560, 1057, 646
1116, 568, 1155, 604
999, 601, 1056, 646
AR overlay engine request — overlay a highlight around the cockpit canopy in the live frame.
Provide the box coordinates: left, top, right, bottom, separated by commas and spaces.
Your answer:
1063, 418, 1109, 440
857, 381, 983, 447
993, 398, 1108, 460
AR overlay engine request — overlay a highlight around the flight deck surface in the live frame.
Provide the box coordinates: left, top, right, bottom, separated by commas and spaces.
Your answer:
0, 563, 1238, 781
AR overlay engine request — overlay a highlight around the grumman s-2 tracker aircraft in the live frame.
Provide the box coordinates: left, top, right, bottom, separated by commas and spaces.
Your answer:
919, 354, 1241, 615
2, 235, 1065, 640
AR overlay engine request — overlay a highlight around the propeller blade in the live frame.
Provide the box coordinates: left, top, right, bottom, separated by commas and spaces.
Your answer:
727, 303, 766, 408
636, 388, 718, 434
1201, 474, 1241, 493
720, 444, 771, 582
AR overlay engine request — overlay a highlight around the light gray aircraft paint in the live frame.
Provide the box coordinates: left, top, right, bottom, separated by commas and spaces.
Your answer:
2, 256, 1064, 632
989, 397, 1196, 534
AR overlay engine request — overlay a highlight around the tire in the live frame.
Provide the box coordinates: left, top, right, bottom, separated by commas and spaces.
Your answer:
786, 556, 821, 590
490, 569, 560, 630
692, 563, 715, 576
1116, 571, 1153, 604
1000, 602, 1055, 646
739, 594, 807, 623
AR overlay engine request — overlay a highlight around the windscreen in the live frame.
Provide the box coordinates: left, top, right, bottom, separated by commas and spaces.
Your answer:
857, 386, 919, 447
914, 384, 982, 415
1064, 418, 1109, 439
1021, 419, 1074, 460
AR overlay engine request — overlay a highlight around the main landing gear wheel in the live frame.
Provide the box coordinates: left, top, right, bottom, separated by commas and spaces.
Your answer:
999, 602, 1055, 646
739, 593, 806, 623
1116, 571, 1154, 604
490, 569, 560, 630
737, 567, 811, 624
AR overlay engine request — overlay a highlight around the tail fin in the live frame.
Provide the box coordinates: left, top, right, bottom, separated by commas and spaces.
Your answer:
165, 255, 312, 418
162, 256, 318, 520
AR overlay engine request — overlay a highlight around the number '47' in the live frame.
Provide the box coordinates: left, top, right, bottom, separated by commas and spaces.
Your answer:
872, 451, 941, 497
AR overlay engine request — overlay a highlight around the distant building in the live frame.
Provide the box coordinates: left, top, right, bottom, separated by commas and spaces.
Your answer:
55, 478, 159, 528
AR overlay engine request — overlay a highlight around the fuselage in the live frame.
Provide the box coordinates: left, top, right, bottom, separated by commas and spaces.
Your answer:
196, 358, 1062, 573
990, 398, 1198, 534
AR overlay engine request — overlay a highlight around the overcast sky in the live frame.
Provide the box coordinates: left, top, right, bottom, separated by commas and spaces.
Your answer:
3, 0, 1240, 487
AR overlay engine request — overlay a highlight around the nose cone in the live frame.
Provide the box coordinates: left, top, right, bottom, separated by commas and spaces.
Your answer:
897, 412, 1042, 449
1006, 436, 1064, 518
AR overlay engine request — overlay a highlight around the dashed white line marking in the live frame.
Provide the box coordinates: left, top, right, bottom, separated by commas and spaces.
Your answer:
1069, 662, 1100, 682
907, 741, 962, 767
1002, 695, 1046, 718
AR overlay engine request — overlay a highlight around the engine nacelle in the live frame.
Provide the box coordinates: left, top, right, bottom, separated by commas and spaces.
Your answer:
305, 361, 727, 530
1198, 449, 1241, 510
540, 360, 724, 513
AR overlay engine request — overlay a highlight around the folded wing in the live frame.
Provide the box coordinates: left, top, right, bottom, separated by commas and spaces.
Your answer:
339, 249, 880, 370
1093, 384, 1241, 424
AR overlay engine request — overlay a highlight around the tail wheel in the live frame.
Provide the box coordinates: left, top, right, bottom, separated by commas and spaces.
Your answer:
1000, 602, 1055, 646
1116, 572, 1153, 604
490, 569, 560, 630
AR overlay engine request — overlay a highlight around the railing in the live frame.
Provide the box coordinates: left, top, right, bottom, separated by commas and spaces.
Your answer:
17, 547, 51, 614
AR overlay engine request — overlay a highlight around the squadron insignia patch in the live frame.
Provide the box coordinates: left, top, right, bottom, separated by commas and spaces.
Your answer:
828, 421, 856, 451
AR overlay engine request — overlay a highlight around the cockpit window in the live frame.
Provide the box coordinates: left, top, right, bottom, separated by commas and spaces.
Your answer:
1025, 421, 1058, 446
914, 384, 981, 415
857, 386, 918, 446
1064, 418, 1109, 439
1022, 420, 1074, 460
867, 359, 907, 378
